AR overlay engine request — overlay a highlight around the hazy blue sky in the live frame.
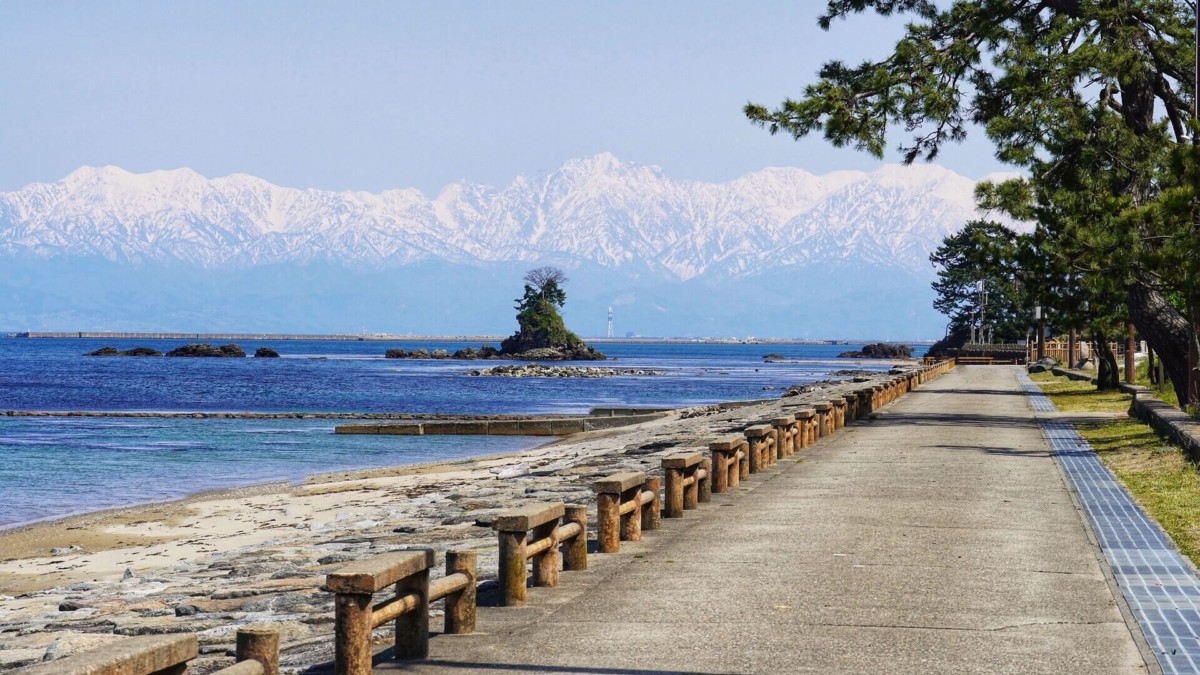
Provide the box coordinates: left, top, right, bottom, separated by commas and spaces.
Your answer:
1, 2, 1009, 194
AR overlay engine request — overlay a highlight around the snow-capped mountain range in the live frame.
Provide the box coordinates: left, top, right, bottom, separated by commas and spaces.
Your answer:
0, 155, 1021, 337
0, 154, 1008, 279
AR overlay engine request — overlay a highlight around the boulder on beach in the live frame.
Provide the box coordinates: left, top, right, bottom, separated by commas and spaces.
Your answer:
254, 347, 280, 358
165, 343, 246, 357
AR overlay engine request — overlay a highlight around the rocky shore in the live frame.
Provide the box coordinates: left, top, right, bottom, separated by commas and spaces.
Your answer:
466, 364, 665, 378
0, 370, 909, 673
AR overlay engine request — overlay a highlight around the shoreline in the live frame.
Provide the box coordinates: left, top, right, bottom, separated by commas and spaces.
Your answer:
0, 371, 904, 671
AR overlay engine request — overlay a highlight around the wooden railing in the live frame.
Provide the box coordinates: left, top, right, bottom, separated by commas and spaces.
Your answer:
326, 548, 477, 674
19, 629, 280, 675
494, 503, 587, 606
662, 451, 709, 517
592, 472, 660, 553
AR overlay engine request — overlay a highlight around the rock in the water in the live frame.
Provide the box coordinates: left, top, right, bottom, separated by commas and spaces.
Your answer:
504, 345, 607, 361
165, 343, 246, 357
431, 349, 449, 359
84, 347, 119, 356
87, 346, 162, 357
385, 348, 409, 359
837, 343, 913, 359
254, 347, 280, 358
122, 347, 162, 356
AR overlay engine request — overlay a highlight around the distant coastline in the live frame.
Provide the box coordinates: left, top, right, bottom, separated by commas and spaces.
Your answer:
4, 331, 935, 345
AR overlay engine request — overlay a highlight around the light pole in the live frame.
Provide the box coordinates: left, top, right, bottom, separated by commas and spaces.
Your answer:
1035, 305, 1046, 361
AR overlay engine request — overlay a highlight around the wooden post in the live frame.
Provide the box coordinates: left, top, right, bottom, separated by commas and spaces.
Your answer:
563, 505, 588, 571
595, 492, 620, 553
1125, 322, 1136, 384
642, 477, 661, 531
794, 410, 815, 448
745, 425, 772, 473
664, 465, 684, 518
236, 627, 280, 675
831, 399, 846, 429
814, 403, 832, 438
334, 593, 373, 675
497, 530, 527, 607
711, 448, 728, 493
444, 550, 477, 634
683, 467, 699, 511
622, 486, 642, 541
592, 473, 645, 552
530, 521, 559, 588
393, 567, 429, 660
698, 458, 712, 503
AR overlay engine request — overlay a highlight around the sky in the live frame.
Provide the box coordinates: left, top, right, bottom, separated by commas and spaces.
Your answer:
0, 1, 1011, 195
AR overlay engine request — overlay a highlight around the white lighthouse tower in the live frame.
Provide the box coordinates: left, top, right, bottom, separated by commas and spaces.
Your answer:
607, 306, 614, 338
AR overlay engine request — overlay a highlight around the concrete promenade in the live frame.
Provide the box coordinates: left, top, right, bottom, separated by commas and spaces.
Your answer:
385, 366, 1152, 674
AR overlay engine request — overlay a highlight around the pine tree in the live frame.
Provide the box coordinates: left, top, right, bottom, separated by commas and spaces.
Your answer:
746, 0, 1199, 403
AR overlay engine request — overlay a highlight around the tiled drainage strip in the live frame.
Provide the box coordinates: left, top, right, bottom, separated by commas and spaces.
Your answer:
1017, 371, 1200, 673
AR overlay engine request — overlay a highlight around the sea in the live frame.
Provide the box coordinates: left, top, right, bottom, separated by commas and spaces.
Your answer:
0, 337, 925, 528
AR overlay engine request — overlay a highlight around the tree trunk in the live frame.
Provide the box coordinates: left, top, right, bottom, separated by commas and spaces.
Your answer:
1093, 327, 1121, 390
1127, 281, 1191, 406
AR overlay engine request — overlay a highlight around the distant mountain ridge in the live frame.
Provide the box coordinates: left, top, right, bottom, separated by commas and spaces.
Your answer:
0, 154, 1010, 278
0, 155, 1018, 337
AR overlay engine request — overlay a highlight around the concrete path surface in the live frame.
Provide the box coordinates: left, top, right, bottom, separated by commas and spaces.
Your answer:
380, 366, 1153, 674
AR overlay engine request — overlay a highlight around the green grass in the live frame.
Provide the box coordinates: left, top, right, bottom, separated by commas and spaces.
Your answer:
1134, 358, 1181, 408
1078, 419, 1200, 568
1027, 372, 1132, 413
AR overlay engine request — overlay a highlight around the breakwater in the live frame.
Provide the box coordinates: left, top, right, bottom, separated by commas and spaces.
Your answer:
10, 331, 504, 341
335, 412, 669, 437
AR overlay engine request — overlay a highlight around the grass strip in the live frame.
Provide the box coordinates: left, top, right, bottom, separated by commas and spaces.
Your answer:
1078, 419, 1200, 568
1028, 371, 1132, 413
1030, 373, 1200, 568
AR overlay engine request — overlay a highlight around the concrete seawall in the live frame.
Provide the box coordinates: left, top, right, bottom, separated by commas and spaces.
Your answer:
335, 413, 669, 437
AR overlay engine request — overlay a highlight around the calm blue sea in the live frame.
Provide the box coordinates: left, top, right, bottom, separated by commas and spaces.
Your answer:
0, 338, 923, 528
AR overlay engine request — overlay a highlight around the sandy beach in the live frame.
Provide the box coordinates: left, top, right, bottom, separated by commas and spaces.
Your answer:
0, 372, 893, 672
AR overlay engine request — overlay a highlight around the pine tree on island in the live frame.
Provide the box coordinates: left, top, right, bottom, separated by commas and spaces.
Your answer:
499, 266, 606, 361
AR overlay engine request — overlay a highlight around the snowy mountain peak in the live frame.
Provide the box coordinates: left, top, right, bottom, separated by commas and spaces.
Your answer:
0, 156, 1005, 278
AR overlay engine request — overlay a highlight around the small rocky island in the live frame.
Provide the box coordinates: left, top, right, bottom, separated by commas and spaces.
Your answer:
385, 267, 606, 361
165, 343, 246, 357
86, 344, 281, 357
837, 343, 913, 359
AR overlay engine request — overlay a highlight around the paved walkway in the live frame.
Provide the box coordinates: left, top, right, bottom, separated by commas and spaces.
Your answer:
383, 366, 1154, 674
